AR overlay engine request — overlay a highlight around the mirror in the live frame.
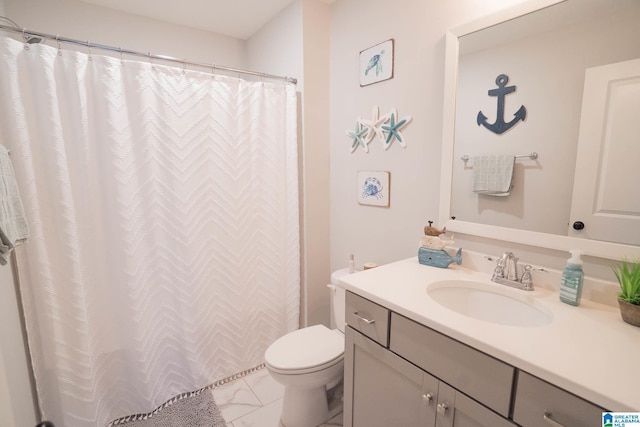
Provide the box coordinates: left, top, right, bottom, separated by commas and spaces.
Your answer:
439, 0, 640, 260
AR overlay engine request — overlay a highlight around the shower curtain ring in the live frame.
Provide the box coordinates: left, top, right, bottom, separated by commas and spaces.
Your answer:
87, 40, 92, 61
22, 28, 30, 50
119, 47, 124, 66
56, 34, 62, 56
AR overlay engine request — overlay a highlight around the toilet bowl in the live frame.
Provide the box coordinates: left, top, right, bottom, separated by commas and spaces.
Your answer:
264, 268, 349, 427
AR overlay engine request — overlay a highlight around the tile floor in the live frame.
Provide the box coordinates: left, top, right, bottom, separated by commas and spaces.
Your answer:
212, 367, 343, 427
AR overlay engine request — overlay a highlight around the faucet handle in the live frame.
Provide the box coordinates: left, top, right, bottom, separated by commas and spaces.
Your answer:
488, 255, 505, 278
492, 265, 505, 280
520, 265, 534, 290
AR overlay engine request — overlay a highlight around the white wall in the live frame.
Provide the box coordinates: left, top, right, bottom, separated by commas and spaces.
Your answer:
5, 0, 245, 68
246, 0, 331, 327
246, 1, 303, 87
300, 0, 330, 326
329, 0, 530, 272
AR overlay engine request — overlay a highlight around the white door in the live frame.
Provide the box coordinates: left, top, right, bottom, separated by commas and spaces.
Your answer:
569, 58, 640, 246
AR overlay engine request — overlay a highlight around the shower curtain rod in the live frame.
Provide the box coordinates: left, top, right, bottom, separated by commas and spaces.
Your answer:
0, 23, 298, 85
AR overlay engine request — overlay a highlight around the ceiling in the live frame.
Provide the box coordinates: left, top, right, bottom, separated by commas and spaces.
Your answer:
79, 0, 320, 40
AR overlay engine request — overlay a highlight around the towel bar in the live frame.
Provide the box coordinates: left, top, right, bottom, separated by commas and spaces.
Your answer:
461, 152, 538, 163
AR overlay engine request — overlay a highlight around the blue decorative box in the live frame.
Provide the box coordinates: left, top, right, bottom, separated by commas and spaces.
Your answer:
418, 247, 462, 268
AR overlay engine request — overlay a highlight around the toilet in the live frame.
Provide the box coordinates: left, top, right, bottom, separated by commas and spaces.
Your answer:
264, 268, 349, 427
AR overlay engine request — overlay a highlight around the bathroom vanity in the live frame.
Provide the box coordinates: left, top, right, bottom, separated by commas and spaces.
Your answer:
339, 257, 640, 427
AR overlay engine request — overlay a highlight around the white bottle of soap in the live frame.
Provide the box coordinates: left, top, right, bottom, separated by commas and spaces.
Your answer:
559, 249, 584, 306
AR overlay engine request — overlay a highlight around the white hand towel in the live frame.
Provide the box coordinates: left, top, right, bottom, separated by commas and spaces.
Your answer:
0, 145, 29, 265
471, 155, 515, 196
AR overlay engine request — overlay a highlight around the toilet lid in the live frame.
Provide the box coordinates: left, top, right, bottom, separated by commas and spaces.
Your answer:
265, 324, 344, 371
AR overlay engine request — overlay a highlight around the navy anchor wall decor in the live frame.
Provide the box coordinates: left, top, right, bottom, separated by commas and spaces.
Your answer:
477, 74, 526, 135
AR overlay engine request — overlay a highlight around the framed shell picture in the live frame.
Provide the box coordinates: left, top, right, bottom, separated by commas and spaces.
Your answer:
357, 171, 390, 207
359, 39, 394, 87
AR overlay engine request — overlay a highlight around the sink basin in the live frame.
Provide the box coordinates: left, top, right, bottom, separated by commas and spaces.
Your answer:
427, 280, 552, 327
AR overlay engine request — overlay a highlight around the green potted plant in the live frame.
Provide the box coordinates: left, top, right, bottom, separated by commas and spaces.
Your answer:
613, 259, 640, 327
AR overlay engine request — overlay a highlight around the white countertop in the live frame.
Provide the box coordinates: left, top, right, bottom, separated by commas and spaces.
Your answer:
338, 256, 640, 411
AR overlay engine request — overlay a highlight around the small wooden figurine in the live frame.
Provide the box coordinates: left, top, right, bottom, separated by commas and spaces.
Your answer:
418, 221, 462, 268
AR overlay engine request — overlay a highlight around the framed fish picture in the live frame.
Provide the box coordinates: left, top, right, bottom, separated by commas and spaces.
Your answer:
357, 171, 390, 207
359, 39, 394, 86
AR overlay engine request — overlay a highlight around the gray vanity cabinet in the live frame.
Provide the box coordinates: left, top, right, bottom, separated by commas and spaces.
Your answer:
344, 327, 517, 427
343, 292, 517, 427
343, 291, 606, 427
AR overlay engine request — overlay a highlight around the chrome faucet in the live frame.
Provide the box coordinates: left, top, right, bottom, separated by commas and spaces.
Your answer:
491, 252, 534, 291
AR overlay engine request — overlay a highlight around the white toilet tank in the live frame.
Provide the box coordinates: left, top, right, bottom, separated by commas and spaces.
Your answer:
329, 268, 350, 332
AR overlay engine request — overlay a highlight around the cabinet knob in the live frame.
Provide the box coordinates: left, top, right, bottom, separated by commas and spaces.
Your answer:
437, 402, 449, 416
572, 221, 585, 230
422, 393, 433, 405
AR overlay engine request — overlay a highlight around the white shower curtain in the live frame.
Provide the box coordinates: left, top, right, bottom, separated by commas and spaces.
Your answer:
0, 36, 299, 426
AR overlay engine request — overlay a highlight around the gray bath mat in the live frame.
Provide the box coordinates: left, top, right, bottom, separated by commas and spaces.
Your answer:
108, 365, 265, 427
111, 390, 227, 427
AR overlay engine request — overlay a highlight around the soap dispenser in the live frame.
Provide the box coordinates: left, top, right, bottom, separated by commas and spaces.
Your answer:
559, 249, 584, 306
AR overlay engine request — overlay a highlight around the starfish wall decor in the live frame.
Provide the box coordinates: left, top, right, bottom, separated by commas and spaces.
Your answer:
346, 105, 412, 153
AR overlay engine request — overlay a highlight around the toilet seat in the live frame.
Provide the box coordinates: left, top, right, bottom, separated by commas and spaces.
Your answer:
265, 325, 344, 375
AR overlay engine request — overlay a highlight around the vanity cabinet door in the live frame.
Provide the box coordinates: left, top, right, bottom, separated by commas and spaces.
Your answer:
344, 326, 437, 427
458, 390, 518, 427
434, 382, 517, 427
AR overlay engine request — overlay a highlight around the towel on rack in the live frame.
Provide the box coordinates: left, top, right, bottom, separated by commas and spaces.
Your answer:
0, 145, 29, 265
471, 155, 515, 196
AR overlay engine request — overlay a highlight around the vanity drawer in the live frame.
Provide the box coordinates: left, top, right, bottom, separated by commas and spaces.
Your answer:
513, 371, 606, 427
390, 313, 515, 417
345, 291, 390, 347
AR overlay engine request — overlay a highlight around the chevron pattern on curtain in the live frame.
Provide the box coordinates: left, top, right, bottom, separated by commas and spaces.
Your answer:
0, 36, 299, 426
